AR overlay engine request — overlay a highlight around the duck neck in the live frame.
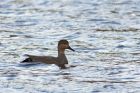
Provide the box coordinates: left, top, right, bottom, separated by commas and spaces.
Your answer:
58, 48, 65, 57
57, 48, 68, 65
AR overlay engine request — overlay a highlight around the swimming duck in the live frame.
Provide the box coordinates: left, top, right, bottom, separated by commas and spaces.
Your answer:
21, 39, 75, 69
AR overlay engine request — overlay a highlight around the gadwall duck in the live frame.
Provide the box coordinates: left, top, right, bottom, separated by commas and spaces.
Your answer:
21, 39, 75, 69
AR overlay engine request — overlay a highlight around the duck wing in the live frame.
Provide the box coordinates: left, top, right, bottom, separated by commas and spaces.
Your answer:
22, 55, 58, 64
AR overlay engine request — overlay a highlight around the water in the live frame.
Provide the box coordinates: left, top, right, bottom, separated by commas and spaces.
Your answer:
0, 0, 140, 93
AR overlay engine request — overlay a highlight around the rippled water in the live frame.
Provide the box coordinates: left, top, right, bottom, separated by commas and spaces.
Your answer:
0, 0, 140, 93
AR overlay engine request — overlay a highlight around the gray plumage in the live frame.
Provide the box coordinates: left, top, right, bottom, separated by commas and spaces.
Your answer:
21, 39, 74, 69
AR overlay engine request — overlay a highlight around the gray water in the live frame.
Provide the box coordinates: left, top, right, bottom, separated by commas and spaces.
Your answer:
0, 0, 140, 93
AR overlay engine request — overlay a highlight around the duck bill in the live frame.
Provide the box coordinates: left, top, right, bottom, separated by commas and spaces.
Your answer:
68, 46, 75, 51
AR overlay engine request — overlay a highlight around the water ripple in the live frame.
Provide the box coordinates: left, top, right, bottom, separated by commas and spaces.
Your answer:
0, 0, 140, 93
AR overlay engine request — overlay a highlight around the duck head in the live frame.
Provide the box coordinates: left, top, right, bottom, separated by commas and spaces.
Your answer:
58, 39, 75, 52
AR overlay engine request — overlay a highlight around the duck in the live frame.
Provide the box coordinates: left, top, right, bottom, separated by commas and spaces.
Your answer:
21, 39, 75, 69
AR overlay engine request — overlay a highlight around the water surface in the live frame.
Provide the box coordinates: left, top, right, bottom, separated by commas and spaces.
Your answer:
0, 0, 140, 93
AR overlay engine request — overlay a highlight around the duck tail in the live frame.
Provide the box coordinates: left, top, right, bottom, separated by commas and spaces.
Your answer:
21, 58, 32, 63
